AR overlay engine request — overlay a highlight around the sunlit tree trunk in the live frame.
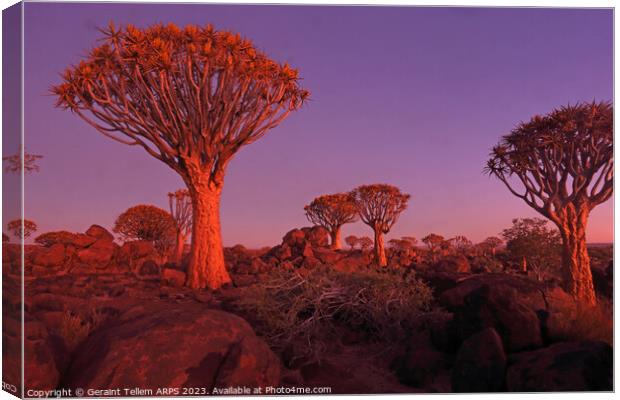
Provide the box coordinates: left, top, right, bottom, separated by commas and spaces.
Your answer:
186, 182, 231, 290
330, 227, 342, 250
373, 228, 387, 267
558, 206, 595, 305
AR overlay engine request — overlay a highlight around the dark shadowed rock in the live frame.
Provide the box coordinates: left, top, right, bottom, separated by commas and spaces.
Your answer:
61, 306, 280, 392
85, 225, 114, 242
161, 268, 186, 287
452, 327, 506, 392
506, 341, 612, 391
451, 284, 542, 352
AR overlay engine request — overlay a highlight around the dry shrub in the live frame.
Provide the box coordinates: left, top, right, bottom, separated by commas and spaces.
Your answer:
547, 299, 613, 345
59, 309, 108, 351
232, 267, 434, 361
34, 231, 79, 247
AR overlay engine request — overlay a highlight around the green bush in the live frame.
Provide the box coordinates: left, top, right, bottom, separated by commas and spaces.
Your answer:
232, 267, 434, 361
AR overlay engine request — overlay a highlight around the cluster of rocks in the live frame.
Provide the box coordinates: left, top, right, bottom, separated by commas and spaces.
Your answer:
7, 225, 166, 281
393, 273, 612, 392
225, 226, 374, 287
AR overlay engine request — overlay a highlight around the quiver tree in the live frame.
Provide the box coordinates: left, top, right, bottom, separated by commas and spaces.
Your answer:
304, 193, 358, 249
486, 101, 613, 304
7, 219, 37, 239
168, 189, 192, 263
52, 22, 309, 289
448, 235, 472, 255
3, 146, 43, 173
350, 184, 410, 266
113, 205, 175, 256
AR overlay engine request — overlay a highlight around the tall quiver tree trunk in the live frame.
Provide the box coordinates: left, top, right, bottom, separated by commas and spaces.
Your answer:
186, 179, 231, 290
330, 227, 342, 250
373, 227, 387, 267
558, 205, 595, 305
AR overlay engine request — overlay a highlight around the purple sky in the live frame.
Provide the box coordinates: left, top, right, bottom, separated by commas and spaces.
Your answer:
15, 3, 613, 247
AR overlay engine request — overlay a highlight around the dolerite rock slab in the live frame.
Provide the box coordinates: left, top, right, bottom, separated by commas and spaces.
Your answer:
506, 341, 612, 392
451, 327, 506, 392
61, 306, 280, 392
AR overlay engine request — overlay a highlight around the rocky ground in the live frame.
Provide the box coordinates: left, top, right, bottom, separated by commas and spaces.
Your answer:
2, 225, 614, 396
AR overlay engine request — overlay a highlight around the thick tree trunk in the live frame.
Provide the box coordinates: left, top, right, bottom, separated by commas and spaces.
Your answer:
173, 230, 186, 264
559, 207, 596, 305
330, 227, 342, 250
186, 184, 231, 290
373, 229, 387, 267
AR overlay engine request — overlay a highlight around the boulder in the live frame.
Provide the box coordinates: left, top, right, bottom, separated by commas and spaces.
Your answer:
33, 243, 66, 268
395, 342, 448, 388
161, 268, 186, 287
301, 226, 330, 248
85, 225, 114, 242
282, 229, 306, 247
118, 240, 156, 260
76, 239, 116, 268
506, 341, 612, 391
332, 251, 372, 272
451, 284, 543, 352
61, 307, 280, 391
452, 327, 506, 392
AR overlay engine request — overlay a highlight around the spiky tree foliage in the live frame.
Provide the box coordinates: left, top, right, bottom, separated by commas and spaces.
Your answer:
168, 189, 192, 263
351, 184, 410, 266
401, 236, 418, 247
7, 219, 37, 239
448, 235, 473, 254
52, 22, 309, 289
304, 193, 358, 249
113, 205, 175, 255
3, 146, 43, 173
345, 235, 358, 250
486, 101, 613, 304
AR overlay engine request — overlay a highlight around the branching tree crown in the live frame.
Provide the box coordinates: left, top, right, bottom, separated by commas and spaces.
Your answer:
304, 193, 358, 231
7, 219, 38, 239
168, 189, 192, 235
351, 184, 410, 233
485, 101, 612, 223
52, 22, 309, 187
3, 147, 43, 174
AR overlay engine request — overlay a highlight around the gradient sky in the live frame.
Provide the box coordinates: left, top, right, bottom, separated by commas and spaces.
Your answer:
13, 3, 614, 247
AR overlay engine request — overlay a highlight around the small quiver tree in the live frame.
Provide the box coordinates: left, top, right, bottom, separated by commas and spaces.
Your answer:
52, 22, 309, 289
7, 219, 37, 239
351, 184, 410, 267
304, 193, 358, 249
168, 189, 192, 263
486, 101, 613, 304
